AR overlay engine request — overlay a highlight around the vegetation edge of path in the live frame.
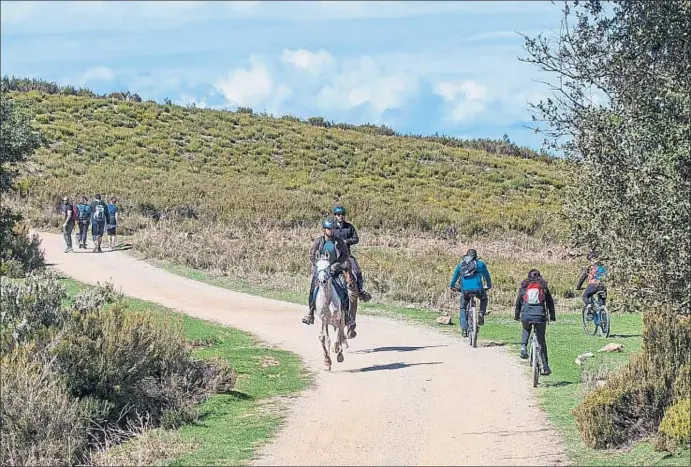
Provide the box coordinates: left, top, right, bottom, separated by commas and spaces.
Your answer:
144, 257, 690, 467
60, 277, 312, 467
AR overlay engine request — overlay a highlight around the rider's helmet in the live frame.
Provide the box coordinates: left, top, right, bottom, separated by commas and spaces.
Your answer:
465, 248, 478, 260
322, 218, 335, 230
528, 269, 542, 280
333, 205, 346, 216
587, 250, 599, 261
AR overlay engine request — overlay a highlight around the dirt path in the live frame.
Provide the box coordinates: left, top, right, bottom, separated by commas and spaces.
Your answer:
38, 232, 567, 466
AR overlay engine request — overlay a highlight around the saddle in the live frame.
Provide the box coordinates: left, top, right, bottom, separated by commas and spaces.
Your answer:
313, 276, 350, 314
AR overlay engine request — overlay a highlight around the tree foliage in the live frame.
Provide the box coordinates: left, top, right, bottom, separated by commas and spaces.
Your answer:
523, 0, 691, 313
0, 81, 44, 277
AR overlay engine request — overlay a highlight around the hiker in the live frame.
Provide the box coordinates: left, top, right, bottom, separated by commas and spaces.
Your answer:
106, 196, 119, 249
449, 248, 492, 337
75, 196, 91, 249
61, 196, 76, 253
514, 269, 556, 375
90, 193, 111, 253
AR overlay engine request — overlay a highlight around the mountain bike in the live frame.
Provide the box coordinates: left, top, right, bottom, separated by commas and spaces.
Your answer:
581, 289, 610, 337
451, 288, 484, 348
528, 321, 549, 387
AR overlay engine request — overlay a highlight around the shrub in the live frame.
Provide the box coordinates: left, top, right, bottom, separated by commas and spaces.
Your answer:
52, 303, 236, 430
656, 398, 691, 451
0, 270, 67, 351
574, 308, 691, 448
0, 208, 45, 278
0, 349, 94, 466
71, 281, 123, 314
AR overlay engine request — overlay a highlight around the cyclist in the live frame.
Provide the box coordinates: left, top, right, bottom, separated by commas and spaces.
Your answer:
576, 250, 608, 316
514, 269, 555, 375
449, 248, 492, 337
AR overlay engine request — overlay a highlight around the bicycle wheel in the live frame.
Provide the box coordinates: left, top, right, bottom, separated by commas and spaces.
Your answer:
598, 305, 611, 337
531, 335, 539, 387
582, 303, 597, 336
467, 305, 475, 347
471, 304, 479, 348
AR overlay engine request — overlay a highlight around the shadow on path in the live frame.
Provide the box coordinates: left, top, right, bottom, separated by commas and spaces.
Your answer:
344, 361, 443, 373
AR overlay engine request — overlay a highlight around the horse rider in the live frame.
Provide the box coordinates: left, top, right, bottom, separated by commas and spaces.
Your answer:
302, 217, 350, 325
332, 205, 372, 302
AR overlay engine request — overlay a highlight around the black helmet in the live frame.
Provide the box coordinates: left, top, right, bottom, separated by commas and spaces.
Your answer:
528, 269, 542, 280
333, 205, 346, 215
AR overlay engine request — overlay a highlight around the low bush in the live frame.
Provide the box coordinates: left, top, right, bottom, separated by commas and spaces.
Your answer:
0, 349, 93, 466
0, 270, 67, 351
0, 208, 45, 278
656, 398, 691, 452
0, 273, 237, 465
574, 308, 691, 449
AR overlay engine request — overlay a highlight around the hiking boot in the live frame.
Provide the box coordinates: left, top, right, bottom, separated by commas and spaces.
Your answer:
64, 247, 73, 253
462, 329, 468, 338
520, 344, 528, 359
359, 290, 372, 302
97, 246, 102, 253
302, 310, 315, 325
542, 365, 552, 376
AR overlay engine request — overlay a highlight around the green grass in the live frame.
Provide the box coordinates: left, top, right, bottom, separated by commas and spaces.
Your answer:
59, 277, 311, 466
146, 261, 691, 467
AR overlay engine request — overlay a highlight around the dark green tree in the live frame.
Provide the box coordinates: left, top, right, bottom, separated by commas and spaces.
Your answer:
523, 0, 690, 450
1, 82, 44, 277
523, 0, 690, 313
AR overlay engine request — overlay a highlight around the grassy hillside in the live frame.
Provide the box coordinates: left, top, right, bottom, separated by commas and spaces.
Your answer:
5, 88, 579, 311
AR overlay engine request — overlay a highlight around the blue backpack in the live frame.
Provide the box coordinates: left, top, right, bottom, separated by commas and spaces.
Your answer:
77, 204, 92, 222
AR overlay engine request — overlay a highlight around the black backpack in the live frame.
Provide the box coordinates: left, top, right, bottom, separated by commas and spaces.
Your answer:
460, 255, 478, 277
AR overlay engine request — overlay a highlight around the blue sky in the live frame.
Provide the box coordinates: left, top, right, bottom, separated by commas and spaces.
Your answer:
0, 1, 566, 150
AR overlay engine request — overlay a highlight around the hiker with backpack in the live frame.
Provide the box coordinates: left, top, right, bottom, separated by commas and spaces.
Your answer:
75, 196, 92, 249
514, 269, 555, 376
576, 250, 608, 316
449, 248, 492, 337
90, 193, 111, 253
61, 196, 76, 253
106, 197, 119, 250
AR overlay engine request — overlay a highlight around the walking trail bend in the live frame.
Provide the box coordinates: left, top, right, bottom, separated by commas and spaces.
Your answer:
38, 231, 567, 466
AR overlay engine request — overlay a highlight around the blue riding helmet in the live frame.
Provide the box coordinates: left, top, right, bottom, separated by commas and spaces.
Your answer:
333, 205, 346, 215
322, 218, 334, 229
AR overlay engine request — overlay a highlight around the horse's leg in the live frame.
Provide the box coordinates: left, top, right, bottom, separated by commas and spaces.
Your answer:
323, 322, 332, 371
319, 320, 331, 371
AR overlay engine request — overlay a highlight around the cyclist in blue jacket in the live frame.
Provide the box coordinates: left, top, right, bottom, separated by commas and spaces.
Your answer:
449, 248, 492, 337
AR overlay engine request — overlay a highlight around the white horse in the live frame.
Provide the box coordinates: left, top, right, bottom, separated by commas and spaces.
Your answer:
314, 255, 348, 371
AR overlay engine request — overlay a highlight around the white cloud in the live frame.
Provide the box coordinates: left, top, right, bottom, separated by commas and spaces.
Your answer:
79, 66, 115, 86
281, 49, 335, 77
214, 58, 292, 114
435, 80, 488, 102
434, 79, 489, 123
315, 55, 418, 117
214, 58, 273, 108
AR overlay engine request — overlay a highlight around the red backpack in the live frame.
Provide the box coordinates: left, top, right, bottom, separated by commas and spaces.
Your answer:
71, 204, 78, 223
523, 280, 545, 306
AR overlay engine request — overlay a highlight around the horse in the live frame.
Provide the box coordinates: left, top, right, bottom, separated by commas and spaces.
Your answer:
314, 255, 349, 371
